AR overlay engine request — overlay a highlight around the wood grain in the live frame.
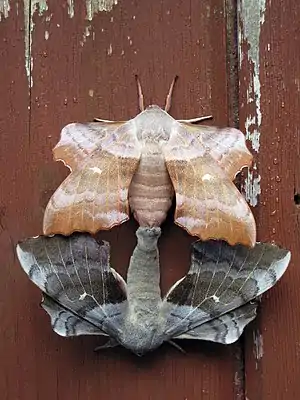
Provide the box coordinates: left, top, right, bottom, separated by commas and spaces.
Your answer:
239, 0, 300, 399
0, 1, 241, 399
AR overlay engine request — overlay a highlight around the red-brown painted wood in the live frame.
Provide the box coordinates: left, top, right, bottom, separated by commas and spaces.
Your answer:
239, 1, 300, 399
2, 0, 287, 399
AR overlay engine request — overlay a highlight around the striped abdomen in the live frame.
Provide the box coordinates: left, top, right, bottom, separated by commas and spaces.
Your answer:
128, 143, 174, 227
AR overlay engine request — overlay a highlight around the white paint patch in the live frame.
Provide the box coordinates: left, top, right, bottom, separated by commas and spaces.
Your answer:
67, 0, 74, 18
90, 167, 102, 174
243, 163, 261, 206
107, 43, 112, 55
24, 0, 48, 87
44, 30, 49, 40
0, 0, 10, 21
238, 0, 266, 206
253, 329, 264, 367
80, 25, 92, 46
86, 0, 118, 20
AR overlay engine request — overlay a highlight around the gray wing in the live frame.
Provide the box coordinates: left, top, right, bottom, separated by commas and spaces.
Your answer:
176, 303, 257, 344
161, 240, 290, 343
16, 234, 127, 338
41, 294, 106, 337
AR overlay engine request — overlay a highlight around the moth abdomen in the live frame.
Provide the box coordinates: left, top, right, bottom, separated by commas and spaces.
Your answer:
128, 147, 174, 227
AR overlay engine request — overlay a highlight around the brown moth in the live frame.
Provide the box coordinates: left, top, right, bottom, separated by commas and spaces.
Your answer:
43, 78, 256, 247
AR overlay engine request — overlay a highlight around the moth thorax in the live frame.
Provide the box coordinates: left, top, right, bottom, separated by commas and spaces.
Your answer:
128, 144, 174, 227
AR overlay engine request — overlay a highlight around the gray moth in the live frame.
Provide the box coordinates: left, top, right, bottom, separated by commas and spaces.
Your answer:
16, 228, 290, 356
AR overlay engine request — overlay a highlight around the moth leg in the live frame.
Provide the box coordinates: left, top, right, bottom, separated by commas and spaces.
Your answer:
164, 76, 178, 112
135, 75, 145, 111
177, 115, 213, 123
94, 338, 119, 352
168, 340, 186, 354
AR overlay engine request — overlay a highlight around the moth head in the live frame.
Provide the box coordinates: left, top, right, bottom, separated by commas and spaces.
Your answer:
135, 227, 161, 252
120, 327, 164, 356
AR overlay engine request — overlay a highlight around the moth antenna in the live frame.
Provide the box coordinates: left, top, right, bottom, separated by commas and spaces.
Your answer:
165, 76, 178, 112
135, 75, 145, 111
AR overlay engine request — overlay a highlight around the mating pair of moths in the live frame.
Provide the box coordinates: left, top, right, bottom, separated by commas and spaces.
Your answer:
17, 84, 290, 355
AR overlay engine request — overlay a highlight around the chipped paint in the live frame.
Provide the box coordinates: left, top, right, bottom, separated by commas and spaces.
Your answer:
243, 163, 261, 206
0, 0, 10, 20
24, 0, 48, 87
107, 43, 112, 55
239, 0, 266, 206
44, 30, 49, 40
85, 0, 118, 20
239, 0, 266, 148
253, 329, 264, 368
67, 0, 74, 18
80, 25, 92, 46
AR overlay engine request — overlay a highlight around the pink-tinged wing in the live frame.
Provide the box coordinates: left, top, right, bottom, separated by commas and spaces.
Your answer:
43, 121, 141, 236
53, 122, 123, 169
162, 122, 256, 247
181, 123, 253, 180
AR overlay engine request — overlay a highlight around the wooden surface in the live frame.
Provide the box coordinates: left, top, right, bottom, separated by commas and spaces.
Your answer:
0, 0, 298, 399
239, 1, 300, 399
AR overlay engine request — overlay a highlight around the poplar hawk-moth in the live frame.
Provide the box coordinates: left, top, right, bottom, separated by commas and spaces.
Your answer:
43, 80, 255, 247
17, 229, 290, 355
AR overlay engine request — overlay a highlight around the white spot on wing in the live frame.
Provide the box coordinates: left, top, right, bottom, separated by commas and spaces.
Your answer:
79, 292, 87, 300
212, 294, 220, 303
202, 173, 212, 181
90, 167, 102, 174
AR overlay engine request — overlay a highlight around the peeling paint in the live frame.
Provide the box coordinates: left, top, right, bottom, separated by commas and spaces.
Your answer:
107, 43, 112, 55
244, 165, 261, 207
24, 0, 48, 87
80, 25, 92, 46
239, 0, 266, 151
239, 0, 266, 206
44, 30, 49, 40
0, 0, 10, 20
85, 0, 118, 20
253, 329, 264, 368
67, 0, 74, 18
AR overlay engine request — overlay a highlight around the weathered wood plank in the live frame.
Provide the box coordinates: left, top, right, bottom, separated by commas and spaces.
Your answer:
0, 1, 245, 399
239, 1, 300, 398
0, 2, 39, 400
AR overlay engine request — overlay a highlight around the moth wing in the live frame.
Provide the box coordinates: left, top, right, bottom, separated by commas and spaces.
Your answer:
17, 234, 127, 338
162, 123, 256, 246
43, 121, 141, 235
53, 122, 125, 170
41, 294, 107, 337
176, 303, 257, 344
181, 123, 253, 180
161, 240, 290, 341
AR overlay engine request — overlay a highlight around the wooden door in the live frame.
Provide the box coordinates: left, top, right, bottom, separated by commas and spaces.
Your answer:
0, 1, 299, 399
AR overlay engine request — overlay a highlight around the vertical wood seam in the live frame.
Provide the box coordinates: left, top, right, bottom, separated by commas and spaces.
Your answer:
225, 1, 245, 399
